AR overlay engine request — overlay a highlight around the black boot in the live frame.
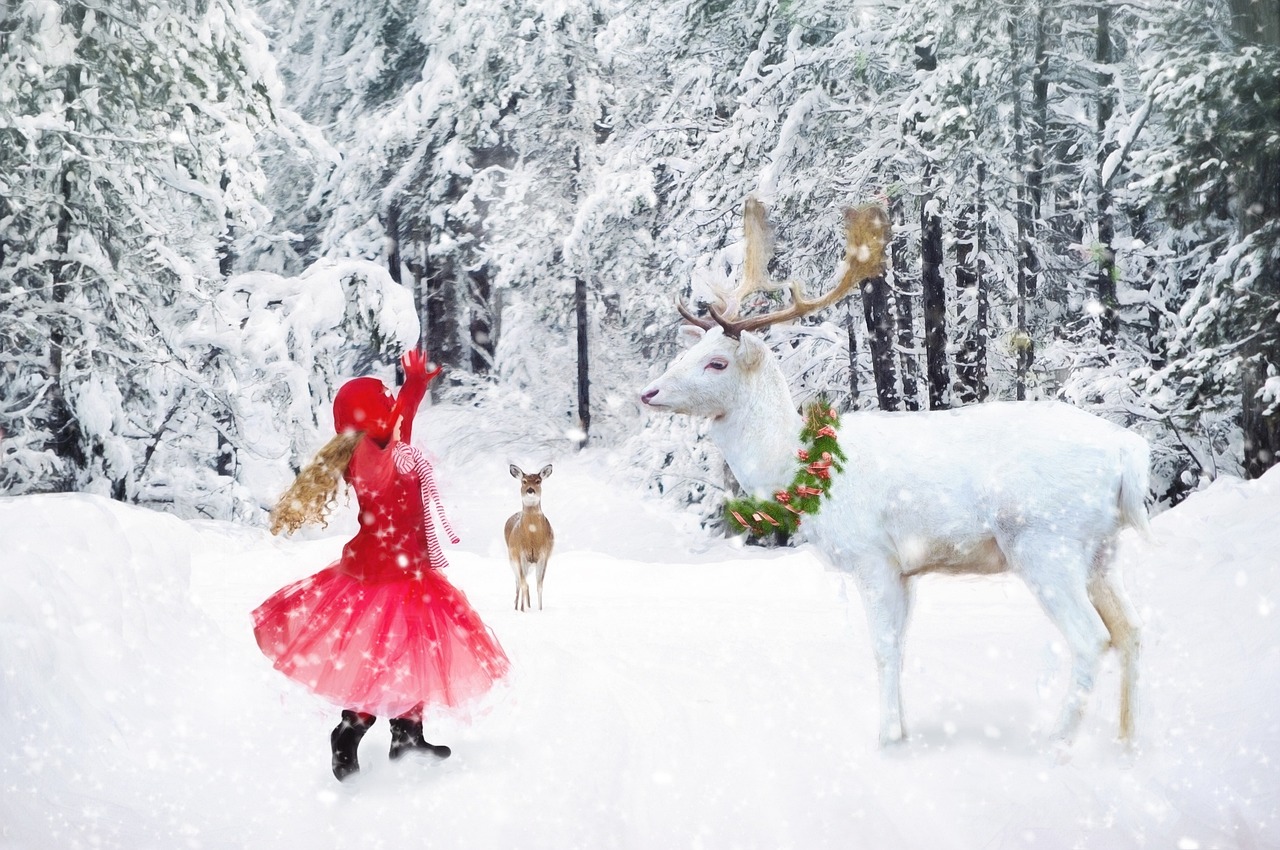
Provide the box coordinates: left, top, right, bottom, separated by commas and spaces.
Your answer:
388, 716, 451, 761
330, 710, 375, 781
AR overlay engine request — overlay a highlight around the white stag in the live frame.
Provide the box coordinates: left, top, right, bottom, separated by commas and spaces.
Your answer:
640, 199, 1147, 749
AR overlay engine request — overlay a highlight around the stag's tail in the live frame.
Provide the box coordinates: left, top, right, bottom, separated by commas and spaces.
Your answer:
1118, 436, 1153, 540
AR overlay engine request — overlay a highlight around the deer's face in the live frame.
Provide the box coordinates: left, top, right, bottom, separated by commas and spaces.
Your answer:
639, 325, 770, 419
510, 464, 552, 507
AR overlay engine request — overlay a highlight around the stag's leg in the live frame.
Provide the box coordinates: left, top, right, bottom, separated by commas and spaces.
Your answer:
1009, 533, 1110, 748
535, 556, 548, 611
852, 562, 911, 745
1088, 543, 1141, 743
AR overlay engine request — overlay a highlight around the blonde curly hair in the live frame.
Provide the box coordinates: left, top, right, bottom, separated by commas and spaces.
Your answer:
269, 431, 364, 535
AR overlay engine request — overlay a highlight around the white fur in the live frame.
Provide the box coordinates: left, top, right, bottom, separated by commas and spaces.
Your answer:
641, 326, 1148, 749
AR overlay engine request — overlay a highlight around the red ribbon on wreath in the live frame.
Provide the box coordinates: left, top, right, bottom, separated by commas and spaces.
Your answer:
807, 452, 835, 480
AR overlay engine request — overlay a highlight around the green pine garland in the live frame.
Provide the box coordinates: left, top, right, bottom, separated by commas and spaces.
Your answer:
724, 398, 845, 536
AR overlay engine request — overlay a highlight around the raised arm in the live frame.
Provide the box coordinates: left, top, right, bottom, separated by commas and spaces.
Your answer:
391, 348, 443, 445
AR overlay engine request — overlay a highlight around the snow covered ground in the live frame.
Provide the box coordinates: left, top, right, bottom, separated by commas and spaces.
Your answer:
3, 425, 1278, 849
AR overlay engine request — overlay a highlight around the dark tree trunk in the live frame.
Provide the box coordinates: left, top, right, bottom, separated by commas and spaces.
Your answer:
920, 172, 949, 410
1228, 0, 1280, 41
410, 233, 430, 350
1028, 3, 1049, 298
861, 275, 900, 411
215, 169, 236, 479
1009, 13, 1040, 399
890, 201, 920, 410
49, 2, 87, 482
574, 275, 591, 448
386, 202, 403, 285
846, 299, 860, 407
954, 165, 989, 404
467, 267, 494, 375
1242, 356, 1279, 479
218, 169, 235, 278
1093, 4, 1120, 347
1230, 0, 1280, 478
424, 251, 462, 401
213, 356, 234, 478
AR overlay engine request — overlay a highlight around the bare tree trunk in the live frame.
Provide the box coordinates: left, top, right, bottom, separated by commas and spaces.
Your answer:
1093, 2, 1120, 348
954, 165, 989, 404
386, 202, 402, 285
467, 267, 494, 375
890, 200, 920, 410
1228, 0, 1280, 42
921, 169, 949, 410
1009, 13, 1040, 399
49, 2, 86, 485
861, 275, 900, 411
424, 247, 462, 400
846, 299, 860, 408
218, 169, 235, 278
574, 274, 591, 448
1242, 355, 1279, 478
1028, 3, 1049, 300
410, 233, 429, 350
215, 168, 236, 477
1230, 0, 1280, 478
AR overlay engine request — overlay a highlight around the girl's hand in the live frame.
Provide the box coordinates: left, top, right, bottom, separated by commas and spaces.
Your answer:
401, 348, 443, 384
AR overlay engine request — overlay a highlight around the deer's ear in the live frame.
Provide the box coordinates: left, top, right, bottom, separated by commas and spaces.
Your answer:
540, 464, 553, 479
737, 331, 770, 371
678, 325, 705, 348
509, 464, 522, 479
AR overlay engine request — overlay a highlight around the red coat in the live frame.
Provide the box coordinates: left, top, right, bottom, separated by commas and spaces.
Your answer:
338, 437, 456, 581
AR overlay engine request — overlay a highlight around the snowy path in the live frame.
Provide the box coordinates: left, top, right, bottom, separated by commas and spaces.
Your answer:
3, 456, 1279, 849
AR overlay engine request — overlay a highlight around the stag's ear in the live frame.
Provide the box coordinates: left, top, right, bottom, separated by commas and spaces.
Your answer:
509, 464, 522, 479
737, 331, 770, 371
540, 464, 553, 479
678, 325, 705, 348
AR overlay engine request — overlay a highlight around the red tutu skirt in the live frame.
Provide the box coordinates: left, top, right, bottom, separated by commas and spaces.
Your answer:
252, 566, 509, 718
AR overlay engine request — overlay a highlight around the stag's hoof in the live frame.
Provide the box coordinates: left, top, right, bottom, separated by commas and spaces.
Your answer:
879, 722, 906, 747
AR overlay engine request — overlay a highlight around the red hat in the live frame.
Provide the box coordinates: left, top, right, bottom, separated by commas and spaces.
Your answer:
333, 377, 396, 444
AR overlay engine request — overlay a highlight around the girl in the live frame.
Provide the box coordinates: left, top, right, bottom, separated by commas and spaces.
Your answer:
253, 349, 509, 781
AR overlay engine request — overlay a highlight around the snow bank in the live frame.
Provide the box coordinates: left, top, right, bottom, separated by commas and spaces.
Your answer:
1, 460, 1277, 849
0, 495, 299, 848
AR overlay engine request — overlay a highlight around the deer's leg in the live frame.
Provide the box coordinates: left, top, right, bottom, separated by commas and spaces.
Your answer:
510, 557, 525, 611
520, 561, 531, 611
852, 561, 911, 745
1008, 533, 1109, 749
535, 556, 548, 611
1088, 543, 1141, 743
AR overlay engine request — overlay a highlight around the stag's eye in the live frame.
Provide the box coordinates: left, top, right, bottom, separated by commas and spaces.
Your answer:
705, 357, 728, 371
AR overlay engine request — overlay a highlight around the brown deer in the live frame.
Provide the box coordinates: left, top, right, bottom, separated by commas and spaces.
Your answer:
504, 464, 555, 611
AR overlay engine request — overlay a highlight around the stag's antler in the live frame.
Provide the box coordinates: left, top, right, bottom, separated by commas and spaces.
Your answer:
678, 200, 890, 338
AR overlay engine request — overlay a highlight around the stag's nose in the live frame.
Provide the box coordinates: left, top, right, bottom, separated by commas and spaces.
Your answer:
641, 388, 659, 406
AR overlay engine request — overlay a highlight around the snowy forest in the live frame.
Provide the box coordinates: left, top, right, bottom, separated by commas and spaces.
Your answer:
2, 0, 1279, 522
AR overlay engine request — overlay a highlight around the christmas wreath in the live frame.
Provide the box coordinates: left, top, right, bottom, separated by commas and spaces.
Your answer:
724, 398, 845, 536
